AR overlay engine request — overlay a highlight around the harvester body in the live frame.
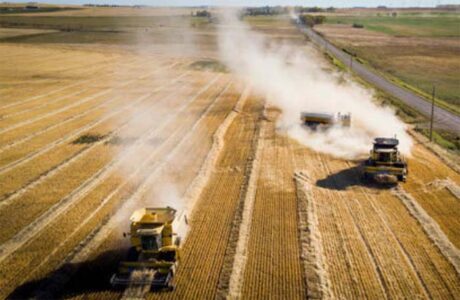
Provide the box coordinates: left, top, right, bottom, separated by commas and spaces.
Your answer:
363, 138, 408, 183
111, 207, 187, 291
301, 112, 351, 129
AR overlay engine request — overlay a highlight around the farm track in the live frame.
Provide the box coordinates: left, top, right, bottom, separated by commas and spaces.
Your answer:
0, 73, 230, 299
0, 70, 201, 255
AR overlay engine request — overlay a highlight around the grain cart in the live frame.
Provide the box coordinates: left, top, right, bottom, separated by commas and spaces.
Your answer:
300, 112, 351, 129
111, 207, 188, 291
363, 137, 408, 183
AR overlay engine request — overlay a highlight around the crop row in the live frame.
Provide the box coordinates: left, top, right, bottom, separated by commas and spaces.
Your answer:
0, 74, 231, 298
241, 110, 306, 299
0, 71, 206, 246
298, 146, 459, 298
403, 144, 460, 248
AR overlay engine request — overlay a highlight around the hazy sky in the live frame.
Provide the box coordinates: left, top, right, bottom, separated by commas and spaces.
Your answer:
6, 0, 460, 7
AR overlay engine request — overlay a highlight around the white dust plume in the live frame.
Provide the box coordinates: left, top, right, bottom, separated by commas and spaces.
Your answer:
217, 11, 412, 159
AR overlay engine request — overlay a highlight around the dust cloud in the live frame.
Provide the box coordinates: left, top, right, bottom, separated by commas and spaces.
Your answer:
217, 10, 412, 159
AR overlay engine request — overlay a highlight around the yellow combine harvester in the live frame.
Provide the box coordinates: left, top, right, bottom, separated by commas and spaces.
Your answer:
301, 112, 351, 129
363, 137, 408, 183
111, 207, 188, 291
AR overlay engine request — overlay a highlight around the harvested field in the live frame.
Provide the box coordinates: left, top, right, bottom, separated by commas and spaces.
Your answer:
1, 6, 459, 300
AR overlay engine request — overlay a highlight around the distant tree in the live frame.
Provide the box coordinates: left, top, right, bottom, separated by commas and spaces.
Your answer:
391, 12, 398, 17
299, 14, 326, 27
194, 10, 211, 17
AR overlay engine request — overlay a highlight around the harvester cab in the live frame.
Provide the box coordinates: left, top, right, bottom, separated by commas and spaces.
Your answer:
363, 137, 408, 183
111, 207, 186, 291
300, 112, 351, 129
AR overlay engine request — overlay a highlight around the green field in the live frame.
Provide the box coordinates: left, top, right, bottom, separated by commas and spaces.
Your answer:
319, 12, 460, 110
325, 13, 460, 37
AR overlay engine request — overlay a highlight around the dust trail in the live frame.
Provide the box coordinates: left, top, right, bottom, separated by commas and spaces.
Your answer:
227, 104, 266, 299
217, 10, 412, 159
294, 171, 334, 300
393, 186, 460, 274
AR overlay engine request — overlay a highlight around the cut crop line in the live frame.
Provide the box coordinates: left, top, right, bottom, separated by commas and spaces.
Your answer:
185, 85, 251, 220
118, 80, 233, 300
1, 87, 93, 119
294, 170, 334, 300
0, 55, 119, 115
0, 61, 178, 136
392, 186, 460, 274
0, 75, 221, 265
318, 154, 389, 299
0, 71, 191, 207
0, 62, 181, 175
0, 59, 180, 153
0, 91, 120, 154
20, 76, 230, 294
345, 162, 433, 299
0, 56, 140, 111
226, 105, 266, 300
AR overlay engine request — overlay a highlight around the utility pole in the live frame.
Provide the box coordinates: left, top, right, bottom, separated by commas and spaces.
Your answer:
429, 85, 436, 142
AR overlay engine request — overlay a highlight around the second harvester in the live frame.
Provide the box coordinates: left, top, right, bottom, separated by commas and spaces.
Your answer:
363, 137, 408, 183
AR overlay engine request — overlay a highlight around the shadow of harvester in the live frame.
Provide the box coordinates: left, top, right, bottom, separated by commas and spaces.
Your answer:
316, 163, 396, 190
9, 247, 129, 299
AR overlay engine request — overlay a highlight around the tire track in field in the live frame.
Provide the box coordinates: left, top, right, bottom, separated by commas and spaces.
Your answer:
294, 170, 333, 300
183, 85, 251, 220
0, 55, 117, 118
0, 58, 114, 111
393, 187, 460, 274
11, 77, 232, 297
344, 162, 433, 299
0, 55, 151, 121
0, 60, 172, 136
0, 62, 181, 175
0, 56, 137, 111
317, 154, 390, 299
223, 105, 265, 299
116, 81, 233, 300
1, 87, 93, 119
0, 57, 166, 153
309, 154, 386, 298
0, 75, 221, 266
0, 70, 191, 208
0, 90, 120, 154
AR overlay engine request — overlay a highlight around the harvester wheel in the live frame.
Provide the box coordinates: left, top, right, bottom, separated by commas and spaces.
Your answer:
398, 175, 406, 182
362, 172, 370, 181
